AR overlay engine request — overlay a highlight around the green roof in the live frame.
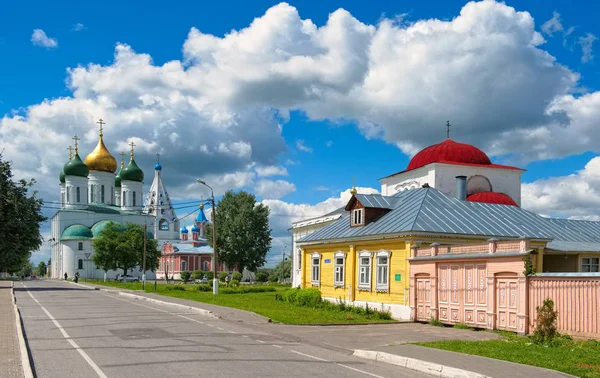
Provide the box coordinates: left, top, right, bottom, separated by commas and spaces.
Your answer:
59, 170, 65, 184
63, 154, 89, 178
120, 159, 144, 182
61, 224, 93, 240
91, 220, 124, 238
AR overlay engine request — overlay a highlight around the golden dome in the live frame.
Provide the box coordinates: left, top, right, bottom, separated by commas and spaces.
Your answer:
85, 135, 117, 173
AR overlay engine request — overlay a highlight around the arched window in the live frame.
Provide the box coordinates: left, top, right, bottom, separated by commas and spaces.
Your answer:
111, 187, 114, 204
133, 192, 136, 207
66, 187, 70, 203
101, 185, 105, 203
78, 242, 83, 250
159, 219, 169, 231
123, 192, 127, 206
76, 187, 80, 203
203, 261, 209, 271
90, 185, 95, 202
181, 260, 187, 272
78, 259, 83, 269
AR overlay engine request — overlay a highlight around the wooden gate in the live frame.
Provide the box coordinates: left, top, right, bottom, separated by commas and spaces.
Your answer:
415, 277, 431, 322
496, 277, 519, 331
438, 264, 487, 325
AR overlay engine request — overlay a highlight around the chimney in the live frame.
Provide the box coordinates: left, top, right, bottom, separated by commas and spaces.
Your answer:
456, 176, 467, 201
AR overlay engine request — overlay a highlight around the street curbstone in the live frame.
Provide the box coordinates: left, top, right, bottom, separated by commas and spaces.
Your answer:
12, 283, 34, 378
353, 349, 492, 378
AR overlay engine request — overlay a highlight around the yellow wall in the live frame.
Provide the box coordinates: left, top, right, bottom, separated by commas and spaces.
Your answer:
302, 241, 410, 305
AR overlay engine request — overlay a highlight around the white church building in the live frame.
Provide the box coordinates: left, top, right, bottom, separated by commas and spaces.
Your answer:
50, 120, 181, 280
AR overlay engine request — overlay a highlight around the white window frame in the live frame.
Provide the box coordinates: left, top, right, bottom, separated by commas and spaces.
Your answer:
351, 208, 364, 226
581, 256, 600, 272
358, 250, 372, 290
334, 251, 345, 288
375, 250, 391, 292
311, 252, 321, 286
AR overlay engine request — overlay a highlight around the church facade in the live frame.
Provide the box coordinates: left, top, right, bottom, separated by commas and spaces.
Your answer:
50, 120, 187, 280
293, 136, 600, 320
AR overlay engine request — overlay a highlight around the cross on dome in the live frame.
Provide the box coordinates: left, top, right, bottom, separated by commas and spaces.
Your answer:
446, 120, 451, 139
96, 118, 105, 137
72, 135, 80, 154
129, 141, 136, 158
67, 146, 74, 160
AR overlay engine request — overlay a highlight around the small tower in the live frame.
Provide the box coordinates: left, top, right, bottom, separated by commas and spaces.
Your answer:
115, 152, 125, 207
63, 136, 89, 210
59, 146, 73, 208
120, 141, 144, 211
180, 225, 189, 241
85, 119, 117, 205
143, 154, 180, 240
195, 204, 208, 239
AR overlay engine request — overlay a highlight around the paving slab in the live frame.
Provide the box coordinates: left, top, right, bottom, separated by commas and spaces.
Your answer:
0, 281, 24, 378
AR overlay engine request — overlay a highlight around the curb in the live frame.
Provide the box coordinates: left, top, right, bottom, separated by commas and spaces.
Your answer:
69, 281, 220, 320
11, 282, 34, 378
353, 349, 490, 378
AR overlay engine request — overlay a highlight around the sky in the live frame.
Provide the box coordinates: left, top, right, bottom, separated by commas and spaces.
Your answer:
2, 0, 600, 267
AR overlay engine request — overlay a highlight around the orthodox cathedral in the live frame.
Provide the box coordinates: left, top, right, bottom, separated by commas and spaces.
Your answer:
49, 119, 206, 280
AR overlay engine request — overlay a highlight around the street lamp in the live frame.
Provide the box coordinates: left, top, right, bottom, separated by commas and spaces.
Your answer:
197, 179, 218, 295
281, 245, 288, 283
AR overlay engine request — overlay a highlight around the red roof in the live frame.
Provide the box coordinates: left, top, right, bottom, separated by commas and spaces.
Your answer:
407, 139, 491, 171
467, 192, 518, 206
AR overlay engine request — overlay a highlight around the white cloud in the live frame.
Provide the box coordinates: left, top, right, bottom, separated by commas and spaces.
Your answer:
255, 165, 288, 177
522, 157, 600, 218
296, 140, 313, 153
541, 11, 563, 36
579, 33, 597, 63
72, 23, 86, 32
254, 179, 296, 199
326, 141, 333, 147
31, 29, 58, 48
315, 185, 329, 191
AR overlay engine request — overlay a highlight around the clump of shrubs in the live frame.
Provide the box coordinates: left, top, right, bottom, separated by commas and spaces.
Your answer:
166, 283, 186, 291
195, 284, 212, 292
532, 299, 559, 344
219, 272, 228, 282
180, 270, 191, 282
255, 272, 268, 282
229, 279, 240, 288
268, 274, 279, 283
205, 271, 215, 281
192, 270, 204, 280
232, 272, 243, 281
220, 286, 276, 294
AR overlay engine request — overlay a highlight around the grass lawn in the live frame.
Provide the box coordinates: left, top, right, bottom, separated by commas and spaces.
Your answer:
88, 280, 394, 325
417, 331, 600, 378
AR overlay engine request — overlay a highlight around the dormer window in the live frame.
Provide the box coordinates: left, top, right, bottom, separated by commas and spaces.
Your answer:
352, 209, 364, 226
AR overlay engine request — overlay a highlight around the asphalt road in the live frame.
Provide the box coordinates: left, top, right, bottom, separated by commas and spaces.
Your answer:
15, 280, 428, 378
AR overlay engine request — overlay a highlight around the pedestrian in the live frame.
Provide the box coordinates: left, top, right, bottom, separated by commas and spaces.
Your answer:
64, 272, 68, 280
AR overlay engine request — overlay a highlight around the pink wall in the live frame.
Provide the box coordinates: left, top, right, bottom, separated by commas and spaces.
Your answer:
529, 276, 600, 338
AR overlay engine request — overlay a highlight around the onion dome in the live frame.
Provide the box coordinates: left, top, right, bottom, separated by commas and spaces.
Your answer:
91, 220, 123, 238
120, 159, 144, 182
407, 139, 492, 171
154, 162, 162, 171
60, 224, 93, 240
180, 226, 189, 234
84, 120, 117, 173
195, 204, 208, 223
59, 170, 65, 184
467, 192, 518, 206
191, 225, 200, 233
63, 154, 89, 177
115, 158, 124, 187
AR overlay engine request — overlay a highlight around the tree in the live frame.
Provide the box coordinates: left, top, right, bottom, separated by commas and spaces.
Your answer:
18, 261, 33, 278
273, 260, 292, 281
36, 261, 47, 277
0, 155, 46, 273
206, 191, 272, 273
92, 222, 160, 282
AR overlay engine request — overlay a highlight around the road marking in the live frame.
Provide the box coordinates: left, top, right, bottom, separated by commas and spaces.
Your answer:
272, 345, 283, 349
242, 335, 249, 338
228, 331, 236, 334
290, 350, 385, 378
23, 285, 108, 378
216, 327, 224, 331
257, 340, 266, 344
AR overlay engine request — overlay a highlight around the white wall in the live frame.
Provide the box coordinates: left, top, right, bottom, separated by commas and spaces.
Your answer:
380, 167, 435, 196
291, 220, 338, 287
88, 171, 115, 205
64, 175, 89, 209
121, 180, 143, 211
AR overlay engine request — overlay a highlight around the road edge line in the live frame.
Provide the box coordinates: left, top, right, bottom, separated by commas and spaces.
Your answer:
69, 281, 220, 319
12, 282, 34, 378
353, 349, 491, 378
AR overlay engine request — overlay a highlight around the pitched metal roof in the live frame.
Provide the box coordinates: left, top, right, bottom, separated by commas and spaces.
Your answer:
353, 194, 398, 209
297, 187, 600, 247
171, 244, 213, 254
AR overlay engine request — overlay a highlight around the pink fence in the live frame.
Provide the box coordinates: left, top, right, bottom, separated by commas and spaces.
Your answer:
529, 275, 600, 338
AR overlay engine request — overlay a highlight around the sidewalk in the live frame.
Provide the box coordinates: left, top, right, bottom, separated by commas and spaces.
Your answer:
74, 281, 575, 378
0, 281, 24, 378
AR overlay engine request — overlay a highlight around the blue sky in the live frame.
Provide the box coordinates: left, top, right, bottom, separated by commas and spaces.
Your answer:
2, 0, 600, 266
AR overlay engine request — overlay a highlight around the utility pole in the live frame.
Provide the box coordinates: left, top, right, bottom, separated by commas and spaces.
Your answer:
142, 222, 147, 289
281, 245, 287, 283
197, 179, 218, 295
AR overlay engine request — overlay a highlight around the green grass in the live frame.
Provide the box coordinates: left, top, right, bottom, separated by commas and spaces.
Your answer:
90, 280, 394, 325
417, 332, 600, 378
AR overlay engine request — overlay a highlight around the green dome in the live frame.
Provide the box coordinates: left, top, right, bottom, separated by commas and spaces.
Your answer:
115, 170, 122, 187
120, 159, 144, 182
59, 170, 65, 184
91, 220, 123, 238
63, 154, 89, 178
61, 224, 93, 240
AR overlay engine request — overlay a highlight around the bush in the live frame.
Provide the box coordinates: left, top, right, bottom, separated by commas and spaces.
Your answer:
180, 270, 191, 282
195, 284, 212, 292
209, 280, 226, 288
204, 271, 214, 281
283, 288, 299, 304
219, 272, 228, 282
532, 299, 558, 344
232, 272, 243, 281
255, 272, 268, 282
229, 279, 240, 287
220, 286, 276, 294
282, 288, 322, 307
268, 274, 279, 283
166, 283, 186, 291
191, 270, 204, 280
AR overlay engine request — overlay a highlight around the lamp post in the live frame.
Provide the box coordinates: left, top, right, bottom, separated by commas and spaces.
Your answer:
281, 245, 287, 283
197, 179, 218, 295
